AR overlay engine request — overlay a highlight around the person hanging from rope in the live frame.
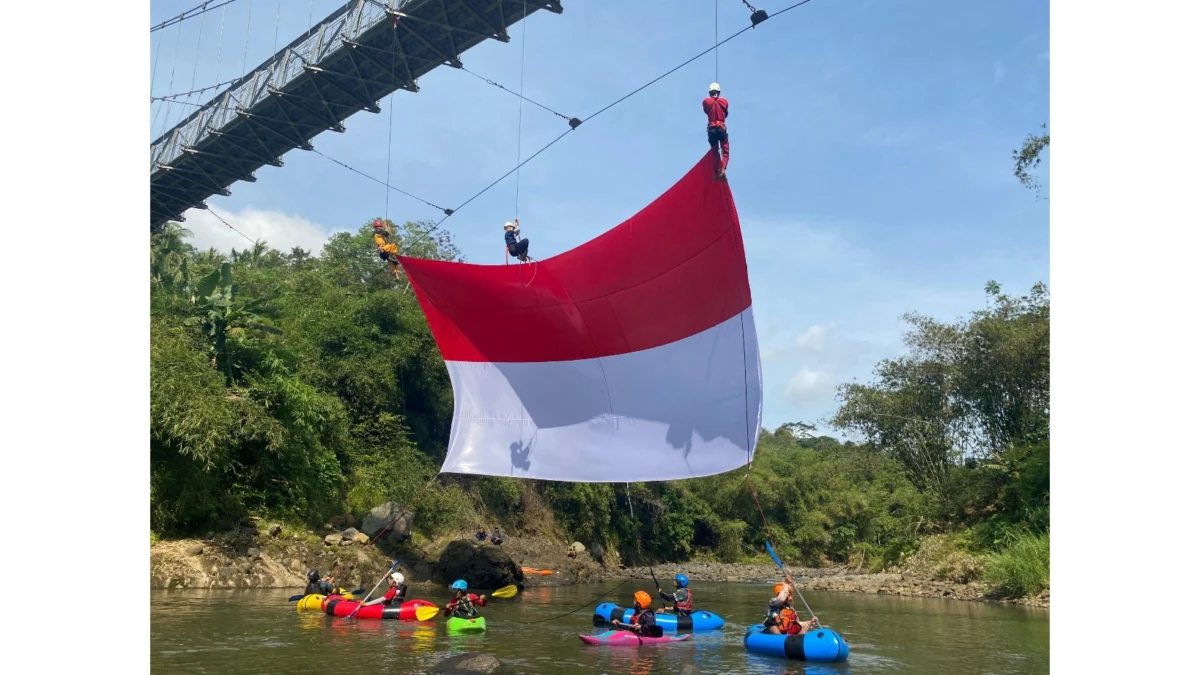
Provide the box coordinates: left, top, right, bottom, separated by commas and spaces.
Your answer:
371, 218, 403, 281
763, 575, 819, 635
611, 591, 658, 635
703, 82, 730, 179
358, 572, 408, 608
655, 574, 693, 616
444, 579, 488, 618
504, 219, 530, 262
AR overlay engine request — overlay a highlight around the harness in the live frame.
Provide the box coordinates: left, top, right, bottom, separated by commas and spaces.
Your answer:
675, 588, 693, 614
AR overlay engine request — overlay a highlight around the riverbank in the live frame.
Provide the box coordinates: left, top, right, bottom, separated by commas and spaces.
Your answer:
151, 526, 1047, 609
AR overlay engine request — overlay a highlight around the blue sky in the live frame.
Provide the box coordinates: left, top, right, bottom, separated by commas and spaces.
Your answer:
150, 0, 1050, 435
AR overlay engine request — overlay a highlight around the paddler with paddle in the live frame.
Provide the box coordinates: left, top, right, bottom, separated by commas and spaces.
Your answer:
763, 574, 819, 635
357, 572, 408, 608
610, 591, 659, 636
444, 579, 487, 618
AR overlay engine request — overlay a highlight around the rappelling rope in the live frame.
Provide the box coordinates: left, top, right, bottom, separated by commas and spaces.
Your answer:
514, 0, 528, 220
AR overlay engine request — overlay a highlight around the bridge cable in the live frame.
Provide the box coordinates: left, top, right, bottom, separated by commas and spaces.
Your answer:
152, 78, 242, 103
156, 16, 186, 138
313, 149, 452, 214
185, 4, 209, 130
203, 206, 257, 245
151, 0, 241, 33
242, 0, 254, 74
394, 0, 809, 256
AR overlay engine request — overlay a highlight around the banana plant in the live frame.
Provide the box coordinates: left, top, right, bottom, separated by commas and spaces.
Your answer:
184, 263, 282, 385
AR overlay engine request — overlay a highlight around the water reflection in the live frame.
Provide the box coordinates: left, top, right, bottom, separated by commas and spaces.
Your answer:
151, 583, 1048, 674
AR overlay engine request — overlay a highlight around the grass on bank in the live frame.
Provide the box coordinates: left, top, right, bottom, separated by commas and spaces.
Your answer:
982, 531, 1050, 598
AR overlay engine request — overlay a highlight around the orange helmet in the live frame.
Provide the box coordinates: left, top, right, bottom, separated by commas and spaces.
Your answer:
774, 582, 786, 595
633, 591, 652, 610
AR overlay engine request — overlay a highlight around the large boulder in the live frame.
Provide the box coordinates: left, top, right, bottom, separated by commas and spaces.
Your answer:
362, 502, 414, 542
434, 540, 524, 589
426, 652, 516, 675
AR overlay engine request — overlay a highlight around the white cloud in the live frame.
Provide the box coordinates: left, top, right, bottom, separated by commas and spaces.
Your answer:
795, 323, 834, 352
180, 205, 341, 255
783, 368, 836, 407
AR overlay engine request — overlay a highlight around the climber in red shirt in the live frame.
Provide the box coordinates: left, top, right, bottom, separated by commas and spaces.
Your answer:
702, 83, 730, 179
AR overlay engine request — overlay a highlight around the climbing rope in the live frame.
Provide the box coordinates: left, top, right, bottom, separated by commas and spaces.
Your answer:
715, 0, 720, 82
384, 16, 400, 222
514, 0, 528, 219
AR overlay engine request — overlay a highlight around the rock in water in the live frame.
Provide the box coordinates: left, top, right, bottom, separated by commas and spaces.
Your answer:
427, 652, 517, 675
434, 540, 524, 589
362, 502, 413, 542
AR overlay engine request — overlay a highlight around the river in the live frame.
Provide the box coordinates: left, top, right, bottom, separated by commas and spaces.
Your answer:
151, 580, 1048, 673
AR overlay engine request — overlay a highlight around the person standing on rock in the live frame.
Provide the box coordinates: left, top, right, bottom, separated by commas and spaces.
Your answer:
655, 574, 693, 616
763, 575, 818, 635
444, 579, 487, 618
359, 573, 408, 608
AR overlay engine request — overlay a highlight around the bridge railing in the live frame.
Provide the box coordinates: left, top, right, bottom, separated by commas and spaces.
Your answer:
150, 0, 393, 173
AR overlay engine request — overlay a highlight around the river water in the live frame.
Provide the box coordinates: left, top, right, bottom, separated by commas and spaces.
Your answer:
151, 580, 1048, 674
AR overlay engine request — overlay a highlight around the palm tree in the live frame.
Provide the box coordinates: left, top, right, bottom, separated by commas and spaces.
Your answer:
151, 222, 195, 291
184, 263, 282, 385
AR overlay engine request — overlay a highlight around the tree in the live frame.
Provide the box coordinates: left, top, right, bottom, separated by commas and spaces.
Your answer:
1013, 124, 1050, 197
183, 263, 283, 385
151, 222, 196, 292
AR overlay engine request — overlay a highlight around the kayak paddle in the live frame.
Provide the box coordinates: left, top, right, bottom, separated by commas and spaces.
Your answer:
414, 605, 441, 621
287, 587, 365, 602
347, 560, 403, 620
765, 540, 820, 627
490, 584, 518, 599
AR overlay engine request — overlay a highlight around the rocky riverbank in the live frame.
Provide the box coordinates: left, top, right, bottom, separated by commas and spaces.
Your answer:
151, 525, 1047, 609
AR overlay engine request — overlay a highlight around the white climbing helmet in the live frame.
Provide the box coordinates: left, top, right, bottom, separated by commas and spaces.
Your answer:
391, 572, 405, 584
709, 82, 721, 93
504, 221, 515, 230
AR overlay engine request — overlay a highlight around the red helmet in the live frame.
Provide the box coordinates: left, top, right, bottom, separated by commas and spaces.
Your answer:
372, 219, 385, 228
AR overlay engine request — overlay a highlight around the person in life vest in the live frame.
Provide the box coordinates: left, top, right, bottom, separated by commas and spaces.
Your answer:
371, 218, 403, 281
304, 569, 338, 596
611, 591, 658, 635
359, 572, 408, 608
655, 574, 693, 616
702, 82, 730, 179
444, 579, 488, 618
763, 575, 820, 635
504, 219, 529, 262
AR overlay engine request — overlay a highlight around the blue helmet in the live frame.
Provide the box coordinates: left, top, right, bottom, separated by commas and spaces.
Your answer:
675, 574, 689, 587
450, 579, 468, 591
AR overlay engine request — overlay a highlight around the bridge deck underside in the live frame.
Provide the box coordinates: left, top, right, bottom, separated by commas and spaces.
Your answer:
150, 0, 563, 230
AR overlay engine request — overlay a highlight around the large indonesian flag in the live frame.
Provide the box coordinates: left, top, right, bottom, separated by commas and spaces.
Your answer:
399, 155, 761, 482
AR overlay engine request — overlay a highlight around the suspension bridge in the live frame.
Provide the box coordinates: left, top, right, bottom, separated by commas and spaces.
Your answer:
149, 0, 563, 232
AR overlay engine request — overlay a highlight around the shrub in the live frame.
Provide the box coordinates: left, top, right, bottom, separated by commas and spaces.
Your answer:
982, 531, 1049, 597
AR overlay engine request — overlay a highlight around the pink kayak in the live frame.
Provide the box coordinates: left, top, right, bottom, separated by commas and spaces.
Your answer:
579, 630, 692, 646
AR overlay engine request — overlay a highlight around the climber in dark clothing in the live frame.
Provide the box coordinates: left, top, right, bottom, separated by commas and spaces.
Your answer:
504, 219, 529, 262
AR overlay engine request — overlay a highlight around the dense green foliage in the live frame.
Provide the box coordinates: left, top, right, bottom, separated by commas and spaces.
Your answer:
150, 221, 1048, 594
